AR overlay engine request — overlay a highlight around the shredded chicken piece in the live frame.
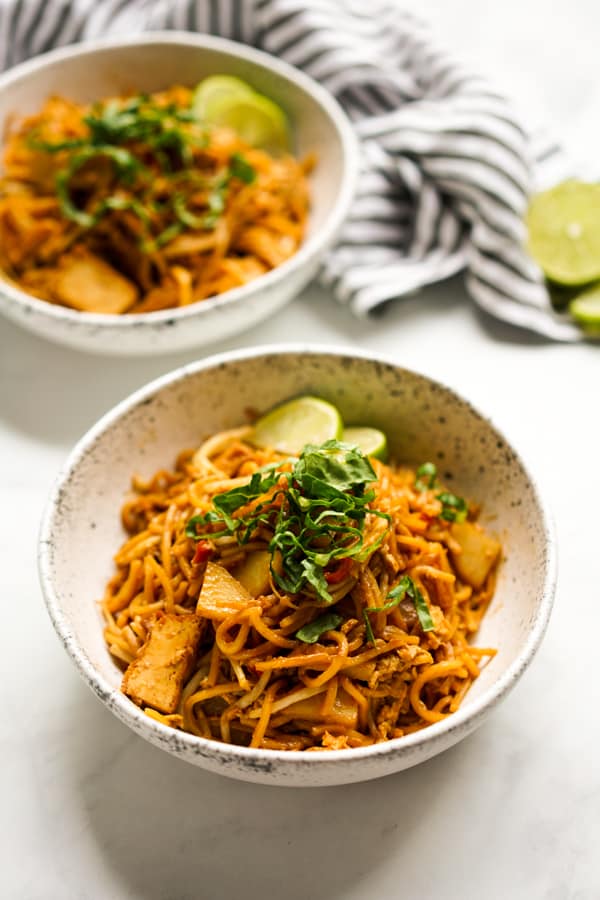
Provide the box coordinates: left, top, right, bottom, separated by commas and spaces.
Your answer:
368, 653, 404, 688
321, 731, 352, 750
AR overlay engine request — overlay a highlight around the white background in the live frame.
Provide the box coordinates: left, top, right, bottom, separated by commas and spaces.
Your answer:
1, 2, 599, 898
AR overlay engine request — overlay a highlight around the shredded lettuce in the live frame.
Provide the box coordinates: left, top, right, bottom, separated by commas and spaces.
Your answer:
187, 440, 389, 604
362, 574, 435, 643
295, 612, 344, 643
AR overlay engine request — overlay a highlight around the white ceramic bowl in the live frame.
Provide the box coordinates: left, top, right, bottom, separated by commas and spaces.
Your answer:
0, 34, 358, 355
39, 347, 556, 786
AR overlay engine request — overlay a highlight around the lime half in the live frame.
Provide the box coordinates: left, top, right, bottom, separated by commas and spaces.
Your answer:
526, 181, 600, 286
343, 427, 388, 461
193, 77, 289, 154
192, 76, 254, 119
569, 282, 600, 333
251, 396, 343, 454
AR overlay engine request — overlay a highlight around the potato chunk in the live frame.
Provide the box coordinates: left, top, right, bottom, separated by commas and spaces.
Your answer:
283, 689, 358, 728
122, 613, 202, 714
54, 249, 138, 313
197, 561, 255, 621
233, 550, 271, 598
450, 521, 501, 590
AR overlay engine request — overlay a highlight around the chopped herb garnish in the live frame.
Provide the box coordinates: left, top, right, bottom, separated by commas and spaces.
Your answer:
30, 93, 255, 249
155, 222, 184, 248
172, 154, 254, 232
207, 188, 227, 215
187, 440, 389, 605
81, 96, 203, 167
185, 510, 224, 540
173, 183, 226, 231
408, 580, 435, 631
415, 461, 438, 491
172, 193, 208, 230
213, 466, 282, 531
363, 613, 376, 646
295, 612, 344, 643
27, 133, 87, 153
362, 574, 435, 642
56, 146, 144, 227
437, 491, 468, 523
384, 575, 413, 609
415, 461, 468, 523
229, 152, 256, 184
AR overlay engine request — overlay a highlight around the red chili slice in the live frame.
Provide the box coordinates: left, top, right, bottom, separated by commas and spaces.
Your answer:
325, 557, 352, 584
192, 540, 214, 565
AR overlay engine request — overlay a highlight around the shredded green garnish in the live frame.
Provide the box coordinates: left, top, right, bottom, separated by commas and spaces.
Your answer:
171, 154, 255, 232
362, 574, 435, 643
415, 461, 438, 491
30, 93, 257, 249
187, 440, 389, 605
415, 461, 468, 523
172, 193, 206, 230
295, 612, 344, 643
55, 146, 143, 228
404, 578, 435, 632
437, 491, 468, 523
229, 151, 257, 184
154, 222, 184, 248
83, 96, 202, 166
362, 612, 376, 646
27, 134, 87, 153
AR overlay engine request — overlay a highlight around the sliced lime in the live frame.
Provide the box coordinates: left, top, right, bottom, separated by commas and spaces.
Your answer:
569, 281, 600, 328
579, 326, 600, 338
342, 427, 388, 461
526, 181, 600, 286
195, 85, 290, 153
251, 396, 343, 454
192, 75, 255, 119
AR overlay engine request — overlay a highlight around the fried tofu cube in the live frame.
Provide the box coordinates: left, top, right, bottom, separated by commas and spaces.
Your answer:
450, 520, 501, 590
122, 613, 202, 714
54, 249, 138, 314
197, 561, 255, 621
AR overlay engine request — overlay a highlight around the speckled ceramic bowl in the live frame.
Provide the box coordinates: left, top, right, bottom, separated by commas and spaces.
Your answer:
0, 34, 358, 355
38, 347, 556, 786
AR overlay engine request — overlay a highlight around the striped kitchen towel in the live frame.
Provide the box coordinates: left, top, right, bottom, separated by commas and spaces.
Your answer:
0, 0, 582, 341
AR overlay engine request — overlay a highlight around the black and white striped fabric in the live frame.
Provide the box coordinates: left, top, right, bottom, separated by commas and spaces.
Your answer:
0, 0, 582, 340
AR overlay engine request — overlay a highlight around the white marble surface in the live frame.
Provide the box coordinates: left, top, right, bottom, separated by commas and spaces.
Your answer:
1, 3, 599, 898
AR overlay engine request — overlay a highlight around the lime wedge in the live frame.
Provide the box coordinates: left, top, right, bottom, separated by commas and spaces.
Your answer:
251, 396, 343, 454
194, 79, 290, 153
342, 427, 388, 461
569, 281, 600, 328
526, 181, 600, 286
192, 76, 255, 118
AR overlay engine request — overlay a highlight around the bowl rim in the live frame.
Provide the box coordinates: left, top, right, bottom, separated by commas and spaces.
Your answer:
0, 31, 360, 329
38, 344, 557, 767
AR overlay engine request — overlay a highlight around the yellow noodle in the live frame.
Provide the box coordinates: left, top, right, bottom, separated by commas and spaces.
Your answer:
0, 92, 311, 313
99, 428, 501, 750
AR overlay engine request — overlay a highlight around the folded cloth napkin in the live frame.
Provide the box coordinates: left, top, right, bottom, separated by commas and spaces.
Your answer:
0, 0, 583, 340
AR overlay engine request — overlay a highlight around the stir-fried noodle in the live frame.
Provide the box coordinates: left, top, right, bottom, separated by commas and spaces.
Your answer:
102, 427, 501, 751
0, 89, 311, 313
